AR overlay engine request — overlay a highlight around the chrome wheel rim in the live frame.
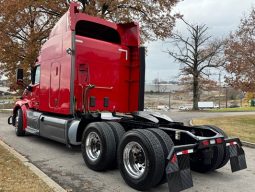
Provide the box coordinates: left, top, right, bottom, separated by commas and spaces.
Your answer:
123, 141, 146, 179
85, 132, 101, 161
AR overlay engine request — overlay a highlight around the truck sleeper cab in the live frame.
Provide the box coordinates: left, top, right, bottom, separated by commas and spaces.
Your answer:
8, 3, 246, 192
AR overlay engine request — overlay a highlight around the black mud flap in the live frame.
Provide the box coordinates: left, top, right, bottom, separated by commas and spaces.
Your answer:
227, 141, 247, 172
166, 146, 195, 192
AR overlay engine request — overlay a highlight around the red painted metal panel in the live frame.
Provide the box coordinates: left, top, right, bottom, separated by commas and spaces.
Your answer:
13, 100, 29, 129
75, 36, 131, 112
39, 27, 72, 115
49, 62, 61, 108
16, 3, 141, 115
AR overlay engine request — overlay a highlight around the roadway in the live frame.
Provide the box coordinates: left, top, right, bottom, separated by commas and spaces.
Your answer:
0, 111, 254, 192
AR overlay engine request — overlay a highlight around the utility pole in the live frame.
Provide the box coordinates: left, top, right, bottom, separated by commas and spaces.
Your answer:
218, 73, 221, 109
168, 91, 171, 110
157, 72, 160, 93
225, 87, 228, 108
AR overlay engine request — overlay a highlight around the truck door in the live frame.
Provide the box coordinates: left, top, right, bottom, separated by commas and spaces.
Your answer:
49, 62, 61, 109
30, 65, 41, 110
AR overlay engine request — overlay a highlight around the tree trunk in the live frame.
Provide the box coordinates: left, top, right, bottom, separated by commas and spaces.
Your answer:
193, 76, 199, 110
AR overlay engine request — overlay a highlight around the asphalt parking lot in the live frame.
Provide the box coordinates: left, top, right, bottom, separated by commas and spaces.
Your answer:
0, 111, 255, 192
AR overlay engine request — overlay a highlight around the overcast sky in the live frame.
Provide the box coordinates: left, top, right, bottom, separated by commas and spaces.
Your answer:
145, 0, 255, 83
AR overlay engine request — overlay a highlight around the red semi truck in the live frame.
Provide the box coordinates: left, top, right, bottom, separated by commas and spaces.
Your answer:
8, 3, 246, 192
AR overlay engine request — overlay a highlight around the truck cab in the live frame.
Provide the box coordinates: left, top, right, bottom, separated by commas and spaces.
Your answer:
8, 3, 246, 192
20, 4, 142, 116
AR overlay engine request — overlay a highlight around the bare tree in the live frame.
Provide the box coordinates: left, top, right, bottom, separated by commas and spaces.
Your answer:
166, 19, 225, 110
180, 75, 218, 93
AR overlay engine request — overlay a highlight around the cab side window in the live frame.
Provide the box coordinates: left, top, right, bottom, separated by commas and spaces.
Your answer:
32, 65, 40, 85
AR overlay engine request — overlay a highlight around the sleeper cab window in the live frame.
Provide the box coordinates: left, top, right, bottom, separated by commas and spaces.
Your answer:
75, 21, 121, 44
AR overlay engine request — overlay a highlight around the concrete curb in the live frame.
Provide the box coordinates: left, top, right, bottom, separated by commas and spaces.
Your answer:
0, 109, 12, 114
189, 119, 255, 148
0, 139, 66, 192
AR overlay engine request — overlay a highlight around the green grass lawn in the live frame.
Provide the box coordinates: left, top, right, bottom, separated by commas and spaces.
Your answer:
193, 115, 255, 143
207, 107, 255, 112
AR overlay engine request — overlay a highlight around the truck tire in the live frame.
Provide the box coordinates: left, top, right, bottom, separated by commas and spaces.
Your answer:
15, 109, 25, 136
117, 129, 165, 191
148, 128, 174, 185
106, 122, 125, 168
190, 145, 224, 173
190, 125, 224, 173
81, 122, 116, 171
205, 125, 230, 169
106, 122, 125, 146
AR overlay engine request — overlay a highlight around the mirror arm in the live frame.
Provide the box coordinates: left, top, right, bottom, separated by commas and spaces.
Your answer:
26, 85, 33, 92
17, 79, 33, 92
